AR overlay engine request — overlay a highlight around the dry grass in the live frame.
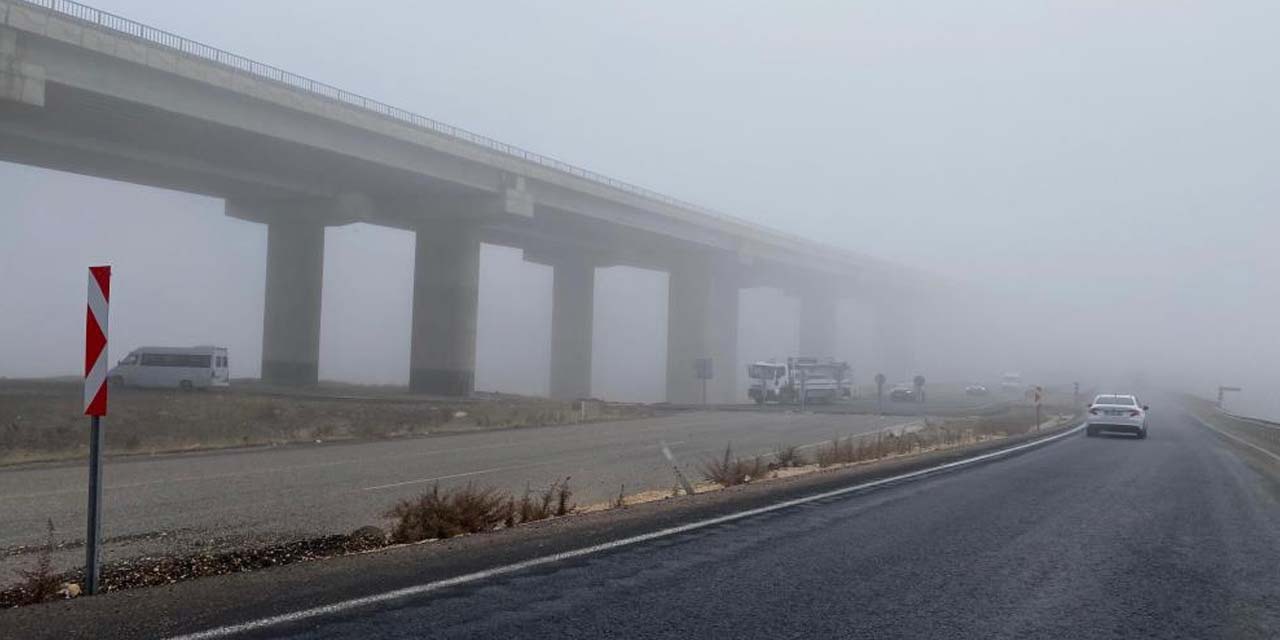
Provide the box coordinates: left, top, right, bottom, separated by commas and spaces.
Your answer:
384, 484, 511, 542
10, 520, 62, 606
701, 444, 770, 487
516, 477, 575, 523
385, 478, 577, 543
0, 379, 654, 465
772, 444, 807, 468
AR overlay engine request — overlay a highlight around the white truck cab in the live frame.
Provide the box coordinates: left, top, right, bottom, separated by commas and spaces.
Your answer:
747, 357, 851, 404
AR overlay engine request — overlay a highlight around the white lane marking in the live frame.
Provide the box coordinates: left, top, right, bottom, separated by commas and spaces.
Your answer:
0, 441, 538, 501
166, 423, 1083, 640
361, 462, 554, 491
1192, 415, 1280, 463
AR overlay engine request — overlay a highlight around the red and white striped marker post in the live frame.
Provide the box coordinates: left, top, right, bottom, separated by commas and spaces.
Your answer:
84, 265, 110, 595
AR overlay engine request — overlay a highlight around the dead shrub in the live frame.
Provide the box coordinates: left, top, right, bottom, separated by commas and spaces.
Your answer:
516, 477, 574, 522
816, 436, 860, 467
555, 477, 574, 516
384, 484, 510, 542
772, 444, 807, 468
701, 444, 768, 487
13, 520, 62, 606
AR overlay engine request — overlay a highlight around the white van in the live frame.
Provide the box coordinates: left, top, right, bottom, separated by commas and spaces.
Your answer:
108, 346, 230, 390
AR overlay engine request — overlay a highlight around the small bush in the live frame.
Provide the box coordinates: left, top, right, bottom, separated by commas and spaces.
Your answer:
385, 484, 510, 542
517, 477, 574, 522
701, 444, 769, 487
815, 436, 858, 467
555, 477, 574, 516
13, 520, 62, 606
773, 444, 807, 468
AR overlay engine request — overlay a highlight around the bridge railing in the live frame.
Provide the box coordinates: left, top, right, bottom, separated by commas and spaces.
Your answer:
12, 0, 843, 258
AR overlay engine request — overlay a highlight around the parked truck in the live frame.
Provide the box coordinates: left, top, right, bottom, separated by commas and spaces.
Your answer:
747, 357, 852, 404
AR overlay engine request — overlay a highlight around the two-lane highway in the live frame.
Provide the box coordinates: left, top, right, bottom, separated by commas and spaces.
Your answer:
253, 406, 1280, 639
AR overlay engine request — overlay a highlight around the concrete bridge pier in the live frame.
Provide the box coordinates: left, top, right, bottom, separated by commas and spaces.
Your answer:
261, 219, 326, 385
666, 258, 739, 405
798, 290, 839, 356
549, 257, 595, 400
229, 196, 373, 387
410, 219, 481, 396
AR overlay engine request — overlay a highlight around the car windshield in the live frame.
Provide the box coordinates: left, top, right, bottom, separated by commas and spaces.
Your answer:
1095, 396, 1136, 406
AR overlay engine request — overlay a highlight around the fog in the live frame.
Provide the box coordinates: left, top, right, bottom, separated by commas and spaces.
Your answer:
2, 1, 1277, 416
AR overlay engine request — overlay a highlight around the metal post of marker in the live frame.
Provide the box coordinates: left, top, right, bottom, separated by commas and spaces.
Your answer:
85, 415, 104, 594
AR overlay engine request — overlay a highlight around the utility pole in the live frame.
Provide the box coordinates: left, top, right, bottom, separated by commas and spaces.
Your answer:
799, 367, 808, 412
875, 373, 886, 415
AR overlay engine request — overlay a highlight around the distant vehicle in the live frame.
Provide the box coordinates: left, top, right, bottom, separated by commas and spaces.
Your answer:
889, 384, 917, 402
747, 357, 851, 404
108, 346, 230, 390
1085, 394, 1149, 438
999, 372, 1023, 393
965, 384, 989, 396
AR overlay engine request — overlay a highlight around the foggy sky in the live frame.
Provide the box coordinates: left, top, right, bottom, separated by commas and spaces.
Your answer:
2, 1, 1277, 415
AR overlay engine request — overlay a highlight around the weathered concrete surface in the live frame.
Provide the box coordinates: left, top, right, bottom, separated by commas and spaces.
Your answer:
549, 258, 595, 400
260, 219, 325, 386
410, 219, 481, 395
666, 258, 739, 404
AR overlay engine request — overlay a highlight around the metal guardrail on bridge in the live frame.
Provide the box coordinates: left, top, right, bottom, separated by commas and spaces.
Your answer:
10, 0, 854, 261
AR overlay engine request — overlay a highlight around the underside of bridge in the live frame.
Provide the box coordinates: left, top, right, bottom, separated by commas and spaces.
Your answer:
0, 12, 921, 401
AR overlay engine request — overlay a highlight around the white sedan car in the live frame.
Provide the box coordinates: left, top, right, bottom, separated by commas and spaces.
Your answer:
1085, 394, 1149, 438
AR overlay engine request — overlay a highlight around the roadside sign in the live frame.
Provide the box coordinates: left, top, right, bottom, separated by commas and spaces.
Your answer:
84, 265, 110, 416
83, 265, 110, 596
694, 358, 712, 405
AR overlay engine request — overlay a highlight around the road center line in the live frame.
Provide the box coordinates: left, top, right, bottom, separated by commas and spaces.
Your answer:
361, 462, 554, 491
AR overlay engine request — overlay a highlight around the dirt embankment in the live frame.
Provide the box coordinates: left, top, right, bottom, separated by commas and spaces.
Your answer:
0, 379, 654, 465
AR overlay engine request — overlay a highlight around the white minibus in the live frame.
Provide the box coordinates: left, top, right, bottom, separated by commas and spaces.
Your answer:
108, 346, 230, 390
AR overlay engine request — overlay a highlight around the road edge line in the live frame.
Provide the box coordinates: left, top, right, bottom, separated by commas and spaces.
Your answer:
1190, 414, 1280, 463
167, 422, 1084, 640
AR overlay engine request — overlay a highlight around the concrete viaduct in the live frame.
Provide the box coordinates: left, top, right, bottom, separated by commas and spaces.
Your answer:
0, 0, 927, 403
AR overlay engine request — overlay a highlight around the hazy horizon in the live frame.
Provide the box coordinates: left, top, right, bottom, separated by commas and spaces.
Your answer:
3, 0, 1277, 418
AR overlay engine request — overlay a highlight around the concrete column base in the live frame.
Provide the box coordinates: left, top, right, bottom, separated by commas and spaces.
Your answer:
410, 220, 480, 396
408, 368, 474, 397
262, 361, 320, 387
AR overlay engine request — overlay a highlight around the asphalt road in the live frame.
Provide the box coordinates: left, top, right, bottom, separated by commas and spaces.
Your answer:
260, 405, 1280, 639
0, 410, 910, 568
